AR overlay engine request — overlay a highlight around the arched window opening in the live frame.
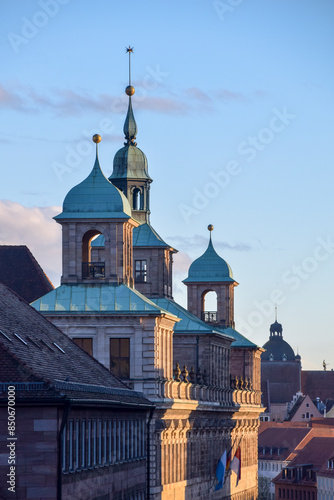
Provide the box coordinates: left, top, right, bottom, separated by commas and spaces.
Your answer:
133, 188, 140, 210
132, 187, 144, 210
201, 290, 218, 323
82, 230, 105, 279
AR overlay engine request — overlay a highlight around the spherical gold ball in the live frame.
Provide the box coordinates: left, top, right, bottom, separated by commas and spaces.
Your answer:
125, 85, 135, 96
208, 224, 214, 232
92, 134, 101, 144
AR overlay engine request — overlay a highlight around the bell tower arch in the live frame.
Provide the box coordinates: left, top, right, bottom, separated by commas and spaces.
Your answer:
183, 225, 238, 328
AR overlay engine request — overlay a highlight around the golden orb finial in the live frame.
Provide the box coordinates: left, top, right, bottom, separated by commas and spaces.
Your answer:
208, 224, 214, 232
92, 134, 101, 144
125, 85, 135, 96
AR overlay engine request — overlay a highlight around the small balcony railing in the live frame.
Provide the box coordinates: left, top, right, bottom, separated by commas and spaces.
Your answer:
202, 311, 217, 323
82, 262, 105, 279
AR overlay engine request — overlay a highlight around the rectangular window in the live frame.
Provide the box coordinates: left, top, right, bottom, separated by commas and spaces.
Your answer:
103, 420, 107, 465
62, 424, 67, 472
73, 337, 93, 356
75, 420, 80, 470
108, 420, 113, 464
93, 420, 97, 466
69, 420, 74, 471
87, 420, 92, 467
110, 338, 130, 379
98, 419, 102, 465
81, 420, 86, 469
135, 260, 147, 283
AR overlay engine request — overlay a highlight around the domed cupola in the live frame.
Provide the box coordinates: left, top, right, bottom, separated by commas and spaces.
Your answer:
54, 135, 138, 287
262, 315, 297, 362
183, 225, 238, 329
55, 136, 131, 220
183, 227, 234, 284
109, 47, 152, 224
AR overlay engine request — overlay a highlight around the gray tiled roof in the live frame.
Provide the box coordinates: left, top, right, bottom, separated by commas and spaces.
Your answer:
0, 283, 152, 407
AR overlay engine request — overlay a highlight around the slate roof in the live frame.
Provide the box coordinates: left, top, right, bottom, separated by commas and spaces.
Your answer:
0, 283, 152, 407
31, 283, 178, 319
150, 297, 257, 347
0, 245, 53, 303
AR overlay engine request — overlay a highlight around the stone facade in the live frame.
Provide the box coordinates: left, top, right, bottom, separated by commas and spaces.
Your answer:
31, 73, 265, 498
0, 404, 148, 500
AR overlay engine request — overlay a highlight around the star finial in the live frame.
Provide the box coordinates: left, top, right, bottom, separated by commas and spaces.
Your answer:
126, 46, 134, 53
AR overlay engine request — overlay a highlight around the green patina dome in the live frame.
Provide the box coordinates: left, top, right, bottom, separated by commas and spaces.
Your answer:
111, 145, 151, 180
109, 96, 152, 182
55, 155, 132, 220
183, 238, 235, 283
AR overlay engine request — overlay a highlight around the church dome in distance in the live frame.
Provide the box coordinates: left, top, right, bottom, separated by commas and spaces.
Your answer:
55, 145, 132, 220
183, 226, 235, 283
262, 319, 296, 361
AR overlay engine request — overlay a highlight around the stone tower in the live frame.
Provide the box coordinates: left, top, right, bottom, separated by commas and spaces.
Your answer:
183, 225, 238, 329
108, 65, 176, 299
54, 136, 138, 287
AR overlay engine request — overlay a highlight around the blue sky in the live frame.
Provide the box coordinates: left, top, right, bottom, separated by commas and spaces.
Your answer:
1, 0, 334, 370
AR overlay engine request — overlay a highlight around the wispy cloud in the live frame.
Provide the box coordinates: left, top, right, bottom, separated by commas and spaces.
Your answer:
0, 201, 62, 286
213, 88, 248, 102
0, 82, 266, 118
0, 84, 29, 112
170, 234, 252, 252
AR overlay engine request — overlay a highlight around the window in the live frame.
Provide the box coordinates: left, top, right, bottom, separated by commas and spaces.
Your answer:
135, 260, 147, 283
73, 337, 93, 356
306, 403, 309, 407
306, 412, 309, 419
302, 414, 305, 418
110, 338, 130, 379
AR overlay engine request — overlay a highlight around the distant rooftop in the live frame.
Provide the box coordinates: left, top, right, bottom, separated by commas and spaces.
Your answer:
0, 245, 53, 303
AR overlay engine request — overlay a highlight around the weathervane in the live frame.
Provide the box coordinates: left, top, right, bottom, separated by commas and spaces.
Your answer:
125, 46, 134, 91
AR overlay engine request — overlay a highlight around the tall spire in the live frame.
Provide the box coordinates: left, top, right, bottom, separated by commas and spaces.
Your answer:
124, 46, 137, 146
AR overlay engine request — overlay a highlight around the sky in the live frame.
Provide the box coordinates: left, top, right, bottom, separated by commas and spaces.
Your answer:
0, 0, 334, 370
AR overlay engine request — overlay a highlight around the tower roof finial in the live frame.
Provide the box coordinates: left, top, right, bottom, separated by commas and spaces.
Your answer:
208, 224, 214, 242
275, 303, 277, 322
123, 46, 137, 145
92, 134, 101, 158
125, 46, 135, 96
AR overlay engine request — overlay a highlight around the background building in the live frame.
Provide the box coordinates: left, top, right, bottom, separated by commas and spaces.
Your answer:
261, 319, 301, 421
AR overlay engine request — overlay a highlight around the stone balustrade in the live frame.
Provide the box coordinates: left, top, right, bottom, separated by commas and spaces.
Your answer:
149, 364, 262, 406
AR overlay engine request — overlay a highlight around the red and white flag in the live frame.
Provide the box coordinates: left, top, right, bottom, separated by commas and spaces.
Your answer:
230, 446, 241, 485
